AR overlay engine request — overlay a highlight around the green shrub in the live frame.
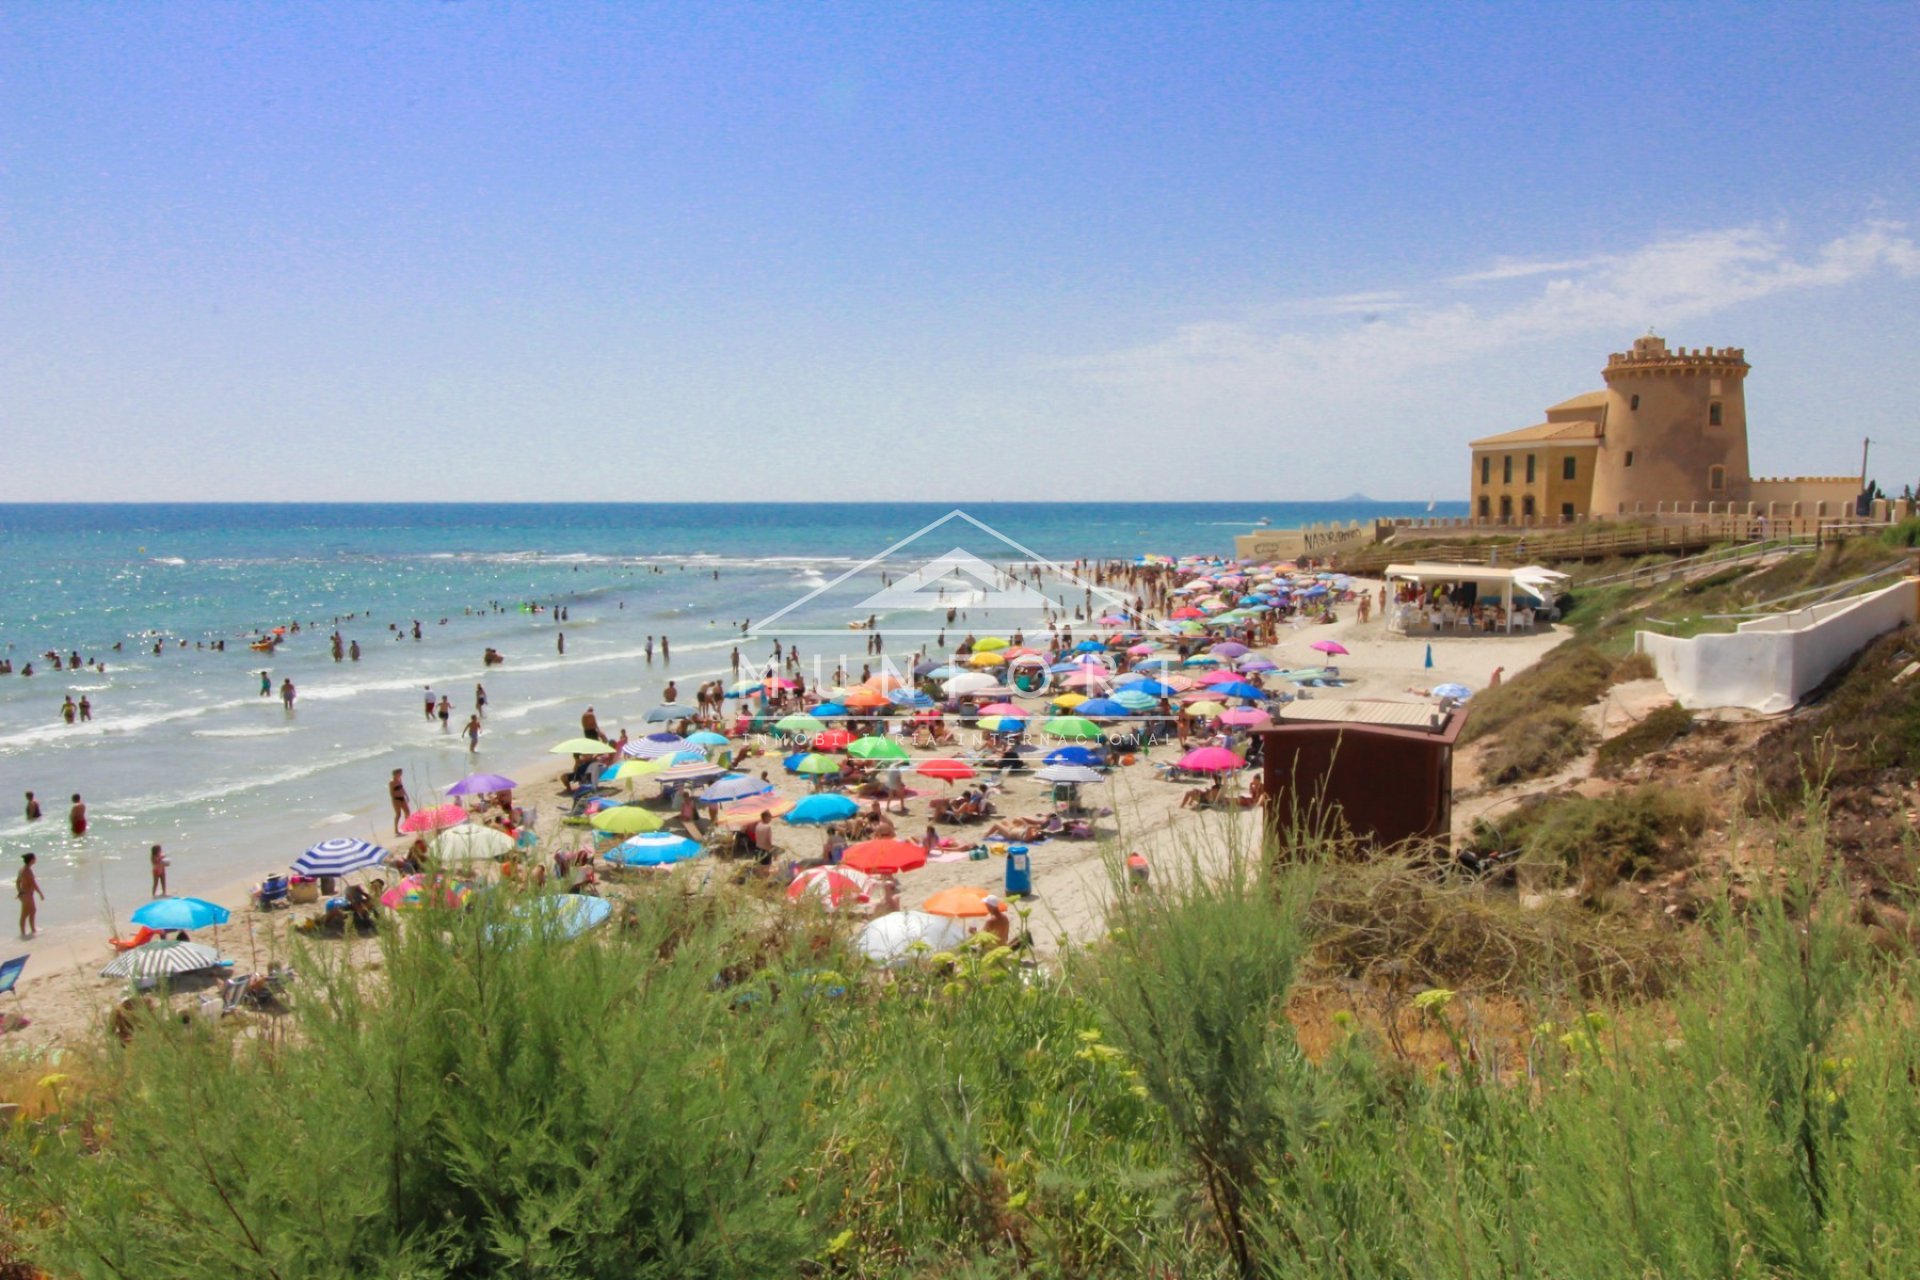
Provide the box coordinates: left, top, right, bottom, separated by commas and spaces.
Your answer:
1595, 700, 1693, 774
1754, 625, 1920, 805
1880, 517, 1920, 548
1462, 646, 1614, 745
1477, 705, 1595, 786
1507, 784, 1708, 892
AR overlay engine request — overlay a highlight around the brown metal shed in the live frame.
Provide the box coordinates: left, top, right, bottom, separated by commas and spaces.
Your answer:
1254, 701, 1468, 854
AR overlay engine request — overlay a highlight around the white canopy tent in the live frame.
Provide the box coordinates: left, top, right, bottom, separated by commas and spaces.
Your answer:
1382, 563, 1569, 635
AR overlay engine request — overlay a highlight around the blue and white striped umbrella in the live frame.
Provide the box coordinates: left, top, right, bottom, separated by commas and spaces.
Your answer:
626, 734, 689, 759
697, 773, 775, 804
292, 837, 390, 877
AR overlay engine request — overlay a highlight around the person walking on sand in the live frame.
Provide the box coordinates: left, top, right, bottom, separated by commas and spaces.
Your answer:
17, 853, 43, 938
388, 768, 411, 835
150, 844, 169, 896
464, 714, 481, 754
68, 793, 87, 837
281, 678, 297, 710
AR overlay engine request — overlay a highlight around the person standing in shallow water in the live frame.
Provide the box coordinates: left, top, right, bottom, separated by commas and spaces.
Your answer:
17, 853, 43, 938
68, 794, 87, 836
388, 769, 411, 835
150, 844, 169, 896
281, 678, 297, 711
23, 792, 40, 822
260, 670, 272, 697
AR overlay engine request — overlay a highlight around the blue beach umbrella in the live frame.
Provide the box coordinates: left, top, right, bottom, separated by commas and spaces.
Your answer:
1130, 679, 1176, 697
1043, 746, 1101, 767
808, 703, 850, 718
1432, 683, 1473, 700
1208, 681, 1267, 701
627, 734, 689, 759
686, 731, 731, 747
642, 705, 684, 723
1113, 689, 1157, 711
498, 894, 614, 940
1072, 639, 1108, 653
1075, 697, 1129, 718
131, 896, 232, 931
785, 793, 861, 825
887, 688, 934, 708
605, 833, 704, 867
292, 837, 389, 878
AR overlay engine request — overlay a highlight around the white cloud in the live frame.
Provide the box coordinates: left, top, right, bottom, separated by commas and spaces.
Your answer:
1075, 220, 1920, 401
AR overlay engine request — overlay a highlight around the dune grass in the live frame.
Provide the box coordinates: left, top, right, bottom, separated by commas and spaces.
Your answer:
4, 822, 1919, 1278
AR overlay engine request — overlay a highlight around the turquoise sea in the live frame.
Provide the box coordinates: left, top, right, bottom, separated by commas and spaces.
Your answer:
0, 501, 1460, 932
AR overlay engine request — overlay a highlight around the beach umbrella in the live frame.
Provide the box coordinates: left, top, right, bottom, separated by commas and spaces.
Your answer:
842, 688, 889, 709
888, 688, 934, 708
605, 832, 703, 867
641, 706, 684, 723
1114, 689, 1157, 711
976, 716, 1025, 733
848, 736, 909, 760
1074, 697, 1128, 718
943, 672, 997, 695
854, 911, 968, 964
445, 773, 519, 796
686, 730, 731, 747
1431, 683, 1473, 700
1036, 764, 1103, 785
627, 734, 690, 759
812, 729, 854, 751
841, 838, 928, 875
785, 793, 861, 825
1218, 708, 1272, 728
922, 886, 996, 918
1044, 716, 1101, 740
1185, 700, 1227, 717
922, 665, 962, 680
794, 753, 843, 776
507, 894, 613, 938
588, 806, 666, 835
1071, 639, 1107, 653
550, 737, 615, 755
399, 804, 468, 834
605, 757, 667, 782
968, 651, 1007, 667
1061, 669, 1113, 689
1236, 656, 1279, 673
914, 758, 975, 782
973, 637, 1009, 651
293, 837, 389, 878
775, 713, 825, 736
727, 679, 764, 697
1049, 692, 1088, 709
1044, 746, 1101, 766
1210, 642, 1250, 658
100, 940, 224, 981
1198, 669, 1245, 685
1208, 681, 1267, 701
1309, 640, 1350, 657
654, 758, 725, 781
1178, 746, 1245, 773
807, 702, 851, 717
863, 673, 908, 692
131, 896, 231, 931
788, 865, 874, 910
381, 875, 475, 910
698, 774, 774, 804
431, 825, 515, 863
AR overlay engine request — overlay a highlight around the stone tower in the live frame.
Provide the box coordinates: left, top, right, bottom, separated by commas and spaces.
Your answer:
1588, 335, 1751, 515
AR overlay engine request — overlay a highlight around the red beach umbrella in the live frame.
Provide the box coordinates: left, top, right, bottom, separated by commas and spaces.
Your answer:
841, 838, 929, 875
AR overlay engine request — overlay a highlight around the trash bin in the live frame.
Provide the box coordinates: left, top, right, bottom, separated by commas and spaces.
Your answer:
1004, 844, 1031, 897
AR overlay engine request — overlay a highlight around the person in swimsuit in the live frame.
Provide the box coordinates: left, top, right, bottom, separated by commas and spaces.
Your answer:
260, 670, 272, 696
437, 696, 451, 730
464, 714, 482, 754
388, 769, 411, 834
68, 794, 87, 836
281, 678, 297, 710
23, 792, 40, 822
17, 853, 43, 938
150, 844, 169, 896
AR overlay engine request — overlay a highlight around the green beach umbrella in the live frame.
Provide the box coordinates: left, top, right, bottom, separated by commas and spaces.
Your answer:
1044, 716, 1102, 740
795, 753, 844, 775
775, 714, 826, 736
588, 806, 666, 835
847, 736, 909, 760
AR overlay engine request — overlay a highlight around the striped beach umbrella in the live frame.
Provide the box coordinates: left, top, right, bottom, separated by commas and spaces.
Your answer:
100, 940, 224, 981
293, 837, 389, 878
605, 833, 704, 867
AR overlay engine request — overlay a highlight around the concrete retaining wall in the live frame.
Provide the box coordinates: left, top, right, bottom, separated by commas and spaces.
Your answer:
1636, 578, 1920, 712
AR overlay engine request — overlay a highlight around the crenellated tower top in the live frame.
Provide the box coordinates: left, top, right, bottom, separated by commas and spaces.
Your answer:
1603, 334, 1748, 381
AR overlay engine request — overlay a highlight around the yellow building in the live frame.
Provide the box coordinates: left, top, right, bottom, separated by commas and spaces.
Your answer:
1468, 334, 1852, 524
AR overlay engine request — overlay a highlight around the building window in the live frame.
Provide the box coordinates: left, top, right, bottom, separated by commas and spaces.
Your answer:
1709, 401, 1723, 426
1522, 495, 1536, 518
1624, 451, 1634, 468
1630, 394, 1640, 410
1562, 456, 1576, 480
1478, 496, 1490, 518
1480, 456, 1490, 486
1526, 454, 1536, 484
1560, 502, 1576, 520
1499, 495, 1513, 520
1709, 465, 1725, 492
1502, 455, 1512, 484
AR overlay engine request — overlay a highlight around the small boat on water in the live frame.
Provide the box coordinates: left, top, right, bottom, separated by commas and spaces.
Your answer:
1254, 516, 1271, 527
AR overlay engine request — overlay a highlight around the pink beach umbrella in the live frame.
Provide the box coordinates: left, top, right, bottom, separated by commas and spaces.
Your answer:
399, 804, 468, 834
1197, 669, 1244, 686
1219, 707, 1272, 728
1178, 746, 1246, 773
1309, 640, 1350, 657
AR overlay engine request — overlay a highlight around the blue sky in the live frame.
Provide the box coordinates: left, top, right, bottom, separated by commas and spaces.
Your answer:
3, 3, 1917, 501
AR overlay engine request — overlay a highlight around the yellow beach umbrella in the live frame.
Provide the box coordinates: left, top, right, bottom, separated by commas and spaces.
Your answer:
550, 737, 614, 755
588, 806, 666, 835
1051, 692, 1088, 709
1186, 700, 1227, 717
969, 651, 1006, 667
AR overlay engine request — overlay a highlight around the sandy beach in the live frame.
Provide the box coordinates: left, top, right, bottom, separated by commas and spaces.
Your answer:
3, 572, 1567, 1055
